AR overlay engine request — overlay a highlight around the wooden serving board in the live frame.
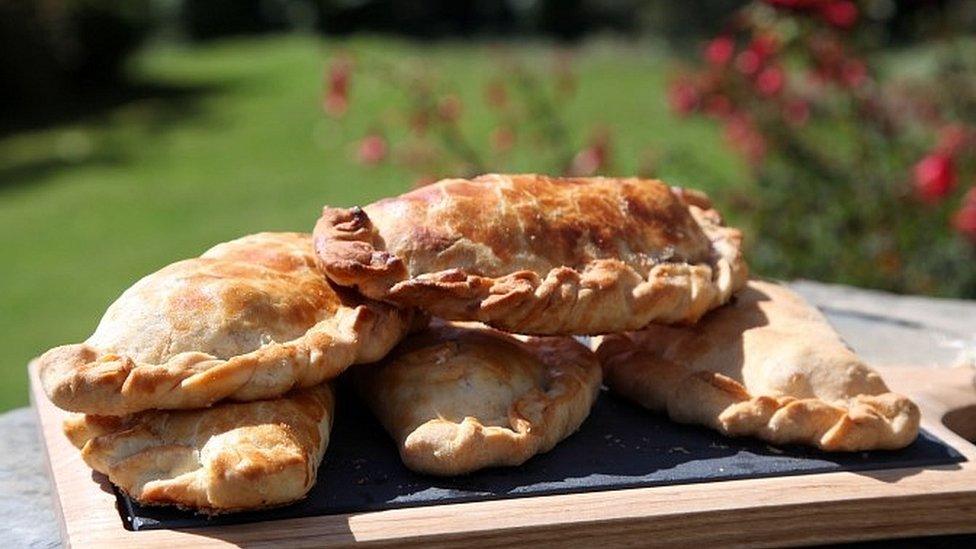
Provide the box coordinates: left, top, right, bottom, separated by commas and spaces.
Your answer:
30, 362, 976, 548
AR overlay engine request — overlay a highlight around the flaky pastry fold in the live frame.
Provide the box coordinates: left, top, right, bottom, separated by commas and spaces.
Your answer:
354, 321, 602, 475
594, 280, 920, 451
314, 174, 747, 335
63, 383, 334, 513
39, 232, 420, 415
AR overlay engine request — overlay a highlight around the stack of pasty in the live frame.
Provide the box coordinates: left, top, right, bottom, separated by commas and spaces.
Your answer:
36, 174, 920, 513
38, 232, 419, 512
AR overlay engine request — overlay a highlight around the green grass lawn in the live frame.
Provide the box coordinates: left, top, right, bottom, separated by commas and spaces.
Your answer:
0, 35, 746, 411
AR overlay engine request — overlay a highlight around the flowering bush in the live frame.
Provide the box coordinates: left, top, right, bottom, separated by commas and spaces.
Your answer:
321, 48, 640, 187
324, 1, 976, 297
670, 0, 976, 296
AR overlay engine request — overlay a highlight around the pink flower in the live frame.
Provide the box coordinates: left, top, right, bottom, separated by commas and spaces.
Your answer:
724, 115, 751, 143
704, 94, 733, 118
734, 35, 778, 76
756, 66, 785, 96
808, 35, 844, 70
490, 126, 516, 152
937, 124, 972, 157
409, 110, 430, 136
962, 187, 976, 207
484, 81, 507, 109
783, 99, 811, 126
705, 36, 735, 66
667, 80, 700, 116
840, 58, 868, 88
821, 1, 859, 29
953, 197, 976, 242
735, 50, 762, 75
323, 54, 352, 117
749, 34, 780, 60
913, 153, 957, 202
356, 134, 388, 165
437, 95, 463, 123
570, 148, 603, 176
805, 68, 830, 88
724, 114, 766, 165
765, 0, 826, 8
569, 129, 612, 176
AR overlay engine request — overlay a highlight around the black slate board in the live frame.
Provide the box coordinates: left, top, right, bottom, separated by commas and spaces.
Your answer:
118, 387, 966, 531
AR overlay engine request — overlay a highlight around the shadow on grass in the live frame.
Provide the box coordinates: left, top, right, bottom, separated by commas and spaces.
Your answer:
0, 81, 221, 140
0, 153, 127, 190
0, 80, 231, 189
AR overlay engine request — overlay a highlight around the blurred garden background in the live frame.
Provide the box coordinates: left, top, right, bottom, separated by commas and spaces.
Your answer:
2, 0, 975, 411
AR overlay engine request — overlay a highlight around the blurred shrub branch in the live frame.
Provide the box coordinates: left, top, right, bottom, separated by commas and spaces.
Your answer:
668, 0, 976, 296
4, 0, 975, 297
324, 47, 631, 183
326, 0, 976, 297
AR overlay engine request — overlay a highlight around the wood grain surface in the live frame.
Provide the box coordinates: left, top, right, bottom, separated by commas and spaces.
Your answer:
30, 361, 976, 548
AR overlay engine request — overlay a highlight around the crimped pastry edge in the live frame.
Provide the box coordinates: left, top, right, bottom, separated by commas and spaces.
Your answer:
313, 178, 747, 335
62, 384, 335, 514
594, 318, 921, 452
355, 323, 603, 476
40, 301, 418, 415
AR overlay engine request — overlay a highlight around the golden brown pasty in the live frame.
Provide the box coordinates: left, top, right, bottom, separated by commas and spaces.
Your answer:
63, 383, 334, 513
354, 321, 602, 475
595, 280, 920, 451
39, 232, 420, 415
314, 174, 747, 335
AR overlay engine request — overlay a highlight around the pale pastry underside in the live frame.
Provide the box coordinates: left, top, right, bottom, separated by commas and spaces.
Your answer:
354, 321, 603, 475
594, 280, 920, 451
63, 383, 335, 513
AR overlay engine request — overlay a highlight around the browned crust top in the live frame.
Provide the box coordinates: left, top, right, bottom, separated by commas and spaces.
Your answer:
316, 174, 713, 287
39, 233, 421, 415
314, 174, 748, 334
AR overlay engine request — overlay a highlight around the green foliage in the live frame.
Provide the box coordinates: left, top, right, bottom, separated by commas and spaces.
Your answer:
672, 1, 976, 297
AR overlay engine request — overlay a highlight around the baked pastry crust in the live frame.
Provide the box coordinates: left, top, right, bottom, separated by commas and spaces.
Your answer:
314, 174, 747, 335
63, 383, 334, 513
594, 280, 920, 451
39, 232, 420, 415
354, 321, 602, 475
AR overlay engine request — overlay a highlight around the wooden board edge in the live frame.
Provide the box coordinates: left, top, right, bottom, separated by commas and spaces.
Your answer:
29, 362, 976, 548
28, 360, 71, 549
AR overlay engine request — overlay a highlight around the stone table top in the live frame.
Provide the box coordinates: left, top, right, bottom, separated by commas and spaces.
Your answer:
790, 279, 976, 369
3, 280, 974, 548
